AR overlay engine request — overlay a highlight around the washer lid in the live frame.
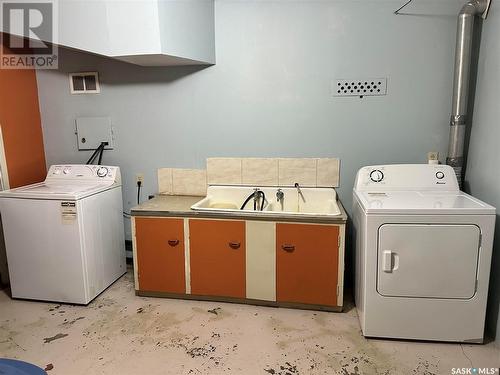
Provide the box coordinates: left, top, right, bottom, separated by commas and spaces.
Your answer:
355, 190, 495, 215
0, 164, 121, 200
0, 181, 116, 200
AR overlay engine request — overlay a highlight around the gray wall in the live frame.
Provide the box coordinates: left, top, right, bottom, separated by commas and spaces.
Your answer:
37, 0, 463, 241
465, 3, 500, 344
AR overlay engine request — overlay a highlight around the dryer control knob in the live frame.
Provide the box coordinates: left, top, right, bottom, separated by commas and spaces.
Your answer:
370, 169, 384, 183
97, 167, 108, 177
436, 171, 445, 179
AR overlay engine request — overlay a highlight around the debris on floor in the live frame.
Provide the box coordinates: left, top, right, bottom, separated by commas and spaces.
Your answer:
43, 333, 68, 344
0, 269, 498, 374
207, 307, 221, 316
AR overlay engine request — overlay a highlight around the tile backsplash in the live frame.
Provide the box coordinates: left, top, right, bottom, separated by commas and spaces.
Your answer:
158, 157, 340, 195
277, 158, 317, 187
172, 169, 207, 196
157, 168, 207, 196
241, 158, 279, 186
316, 158, 340, 187
207, 158, 242, 185
157, 168, 173, 194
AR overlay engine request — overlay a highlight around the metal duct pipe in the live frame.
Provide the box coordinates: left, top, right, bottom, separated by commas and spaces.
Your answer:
446, 0, 488, 187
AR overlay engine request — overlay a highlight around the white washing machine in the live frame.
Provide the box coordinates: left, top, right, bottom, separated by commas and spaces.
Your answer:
0, 165, 126, 304
353, 164, 496, 342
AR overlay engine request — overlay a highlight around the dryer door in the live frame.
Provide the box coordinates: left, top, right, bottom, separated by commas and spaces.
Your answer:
377, 224, 480, 299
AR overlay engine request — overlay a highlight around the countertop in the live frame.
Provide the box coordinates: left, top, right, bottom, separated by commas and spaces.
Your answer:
131, 195, 348, 224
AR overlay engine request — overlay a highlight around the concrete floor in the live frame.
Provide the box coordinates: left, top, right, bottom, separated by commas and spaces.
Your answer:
0, 269, 499, 375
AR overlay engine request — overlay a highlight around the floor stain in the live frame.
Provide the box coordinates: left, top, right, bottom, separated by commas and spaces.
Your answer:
24, 317, 47, 329
263, 361, 300, 375
269, 316, 306, 334
43, 333, 69, 343
1, 268, 497, 375
82, 305, 186, 343
62, 317, 85, 326
48, 305, 61, 312
192, 306, 233, 321
186, 344, 216, 358
207, 307, 221, 316
88, 297, 115, 310
412, 357, 438, 375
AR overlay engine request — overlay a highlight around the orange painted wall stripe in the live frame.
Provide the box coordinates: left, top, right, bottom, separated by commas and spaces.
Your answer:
0, 34, 46, 188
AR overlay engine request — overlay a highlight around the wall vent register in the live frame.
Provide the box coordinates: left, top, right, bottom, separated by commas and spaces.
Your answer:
333, 78, 387, 97
70, 72, 100, 94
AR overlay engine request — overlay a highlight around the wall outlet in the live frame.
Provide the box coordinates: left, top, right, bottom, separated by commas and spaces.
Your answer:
136, 174, 144, 184
427, 152, 439, 161
427, 151, 439, 163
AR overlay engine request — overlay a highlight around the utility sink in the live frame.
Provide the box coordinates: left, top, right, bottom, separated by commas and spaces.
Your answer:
191, 186, 341, 216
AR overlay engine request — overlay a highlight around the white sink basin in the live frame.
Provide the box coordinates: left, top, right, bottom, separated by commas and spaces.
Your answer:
191, 186, 341, 216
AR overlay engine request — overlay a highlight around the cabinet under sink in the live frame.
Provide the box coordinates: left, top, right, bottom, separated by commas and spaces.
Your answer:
133, 214, 345, 311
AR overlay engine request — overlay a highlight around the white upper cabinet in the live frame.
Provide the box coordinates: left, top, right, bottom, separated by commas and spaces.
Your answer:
5, 0, 215, 66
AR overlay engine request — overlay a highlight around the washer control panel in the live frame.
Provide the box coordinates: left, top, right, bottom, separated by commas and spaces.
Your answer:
354, 164, 459, 191
369, 169, 384, 183
47, 165, 121, 183
435, 171, 445, 180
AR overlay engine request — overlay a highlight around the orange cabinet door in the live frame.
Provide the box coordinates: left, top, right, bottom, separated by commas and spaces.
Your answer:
135, 217, 186, 293
189, 219, 246, 298
276, 223, 339, 307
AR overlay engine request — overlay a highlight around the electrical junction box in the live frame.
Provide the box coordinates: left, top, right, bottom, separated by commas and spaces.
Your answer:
75, 117, 114, 151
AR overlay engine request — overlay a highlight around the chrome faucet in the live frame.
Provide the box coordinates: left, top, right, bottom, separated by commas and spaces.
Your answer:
253, 188, 266, 211
253, 188, 261, 203
276, 188, 284, 203
241, 188, 264, 211
295, 182, 305, 202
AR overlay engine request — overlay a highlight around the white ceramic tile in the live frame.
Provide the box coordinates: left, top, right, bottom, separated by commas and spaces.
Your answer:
157, 168, 173, 194
207, 158, 242, 185
317, 158, 340, 187
241, 158, 279, 186
172, 169, 207, 196
278, 158, 317, 187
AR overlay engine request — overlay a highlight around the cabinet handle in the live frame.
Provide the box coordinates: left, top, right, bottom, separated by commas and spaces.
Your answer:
281, 244, 295, 252
168, 239, 180, 247
228, 241, 241, 249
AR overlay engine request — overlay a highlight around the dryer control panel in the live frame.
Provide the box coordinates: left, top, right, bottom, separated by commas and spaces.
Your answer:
354, 164, 459, 191
46, 165, 121, 185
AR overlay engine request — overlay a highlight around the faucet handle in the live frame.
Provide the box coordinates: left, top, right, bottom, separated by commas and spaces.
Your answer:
276, 188, 284, 201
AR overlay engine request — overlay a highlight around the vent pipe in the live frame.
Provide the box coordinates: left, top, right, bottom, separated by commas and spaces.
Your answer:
446, 0, 489, 187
